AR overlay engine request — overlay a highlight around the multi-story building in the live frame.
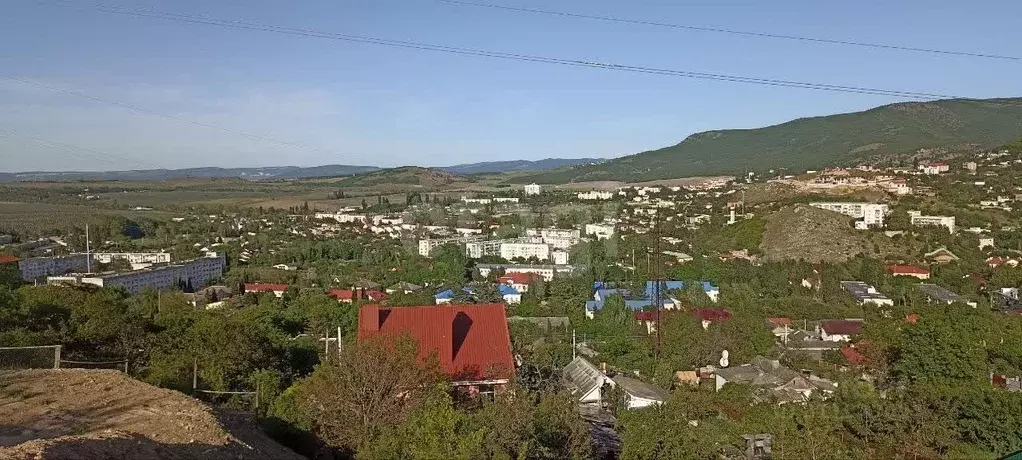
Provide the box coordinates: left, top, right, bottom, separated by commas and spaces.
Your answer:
552, 250, 570, 265
418, 236, 487, 257
577, 191, 614, 200
476, 263, 580, 281
908, 211, 956, 233
840, 281, 893, 306
48, 253, 225, 295
500, 242, 550, 261
584, 223, 616, 240
18, 254, 91, 282
465, 240, 506, 259
918, 162, 949, 175
524, 183, 542, 196
810, 202, 889, 228
526, 228, 581, 240
93, 252, 171, 269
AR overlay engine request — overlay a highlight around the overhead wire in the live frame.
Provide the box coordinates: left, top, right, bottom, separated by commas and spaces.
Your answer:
437, 0, 1021, 61
36, 0, 965, 101
0, 127, 163, 169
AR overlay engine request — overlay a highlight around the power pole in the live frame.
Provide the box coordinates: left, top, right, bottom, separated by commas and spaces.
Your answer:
653, 209, 665, 361
85, 223, 92, 273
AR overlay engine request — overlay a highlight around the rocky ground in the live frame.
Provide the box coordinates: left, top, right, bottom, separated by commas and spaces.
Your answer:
0, 369, 304, 460
760, 204, 875, 263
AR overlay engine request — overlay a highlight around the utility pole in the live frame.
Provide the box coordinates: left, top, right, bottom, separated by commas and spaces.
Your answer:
572, 329, 576, 360
653, 209, 665, 361
85, 223, 92, 273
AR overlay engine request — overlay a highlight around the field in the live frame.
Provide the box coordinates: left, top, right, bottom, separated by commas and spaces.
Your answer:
0, 202, 173, 237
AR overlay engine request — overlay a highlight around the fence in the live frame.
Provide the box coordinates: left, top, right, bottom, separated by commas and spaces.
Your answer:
0, 345, 62, 370
59, 358, 129, 373
190, 359, 260, 411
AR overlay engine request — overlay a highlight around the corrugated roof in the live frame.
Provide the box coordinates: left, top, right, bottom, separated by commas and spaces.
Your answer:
563, 357, 607, 401
357, 304, 515, 382
821, 320, 863, 335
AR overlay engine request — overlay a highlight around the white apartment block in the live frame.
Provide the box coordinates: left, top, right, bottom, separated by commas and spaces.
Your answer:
552, 250, 570, 265
577, 191, 614, 200
908, 211, 956, 233
810, 202, 890, 227
18, 254, 91, 282
493, 197, 520, 203
465, 240, 505, 259
476, 264, 579, 281
48, 253, 225, 295
417, 236, 487, 257
584, 223, 616, 240
526, 228, 581, 240
500, 242, 551, 261
524, 183, 542, 196
93, 252, 171, 268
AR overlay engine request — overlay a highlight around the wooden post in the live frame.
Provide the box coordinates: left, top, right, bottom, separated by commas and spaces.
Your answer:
124, 360, 129, 374
53, 345, 61, 369
192, 358, 198, 391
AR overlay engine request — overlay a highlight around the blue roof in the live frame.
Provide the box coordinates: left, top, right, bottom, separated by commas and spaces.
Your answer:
645, 280, 686, 298
701, 281, 719, 292
435, 289, 453, 300
498, 284, 520, 296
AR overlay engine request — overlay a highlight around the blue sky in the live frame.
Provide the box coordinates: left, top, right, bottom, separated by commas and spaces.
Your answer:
1, 0, 1020, 172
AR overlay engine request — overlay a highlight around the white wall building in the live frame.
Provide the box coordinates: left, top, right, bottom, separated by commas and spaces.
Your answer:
48, 253, 225, 295
908, 211, 956, 233
93, 252, 172, 269
526, 228, 581, 240
500, 242, 550, 261
584, 223, 616, 240
477, 263, 579, 281
810, 202, 890, 227
524, 183, 542, 196
552, 250, 570, 265
418, 236, 487, 257
577, 191, 613, 200
18, 254, 91, 282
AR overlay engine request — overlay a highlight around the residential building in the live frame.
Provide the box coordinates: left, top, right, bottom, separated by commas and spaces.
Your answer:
498, 284, 521, 304
500, 242, 550, 261
886, 265, 931, 280
918, 284, 977, 307
327, 288, 387, 303
358, 304, 516, 392
476, 263, 580, 281
925, 247, 960, 264
693, 308, 732, 329
819, 320, 863, 342
980, 238, 995, 250
562, 357, 668, 409
809, 202, 889, 227
919, 162, 949, 175
585, 280, 719, 319
272, 263, 298, 271
887, 179, 912, 196
386, 282, 423, 294
584, 223, 616, 240
18, 254, 91, 282
526, 228, 581, 248
524, 183, 542, 196
577, 191, 613, 200
841, 281, 893, 306
51, 253, 226, 295
92, 252, 171, 268
552, 250, 570, 265
418, 235, 487, 257
908, 211, 956, 233
498, 272, 540, 293
245, 283, 290, 297
713, 356, 837, 404
465, 240, 505, 259
0, 255, 20, 266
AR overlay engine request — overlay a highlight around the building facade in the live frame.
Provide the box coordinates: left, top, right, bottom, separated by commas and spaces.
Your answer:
18, 254, 91, 282
48, 253, 225, 295
908, 211, 956, 233
577, 191, 613, 200
809, 202, 890, 227
523, 183, 542, 196
584, 223, 616, 240
500, 242, 550, 261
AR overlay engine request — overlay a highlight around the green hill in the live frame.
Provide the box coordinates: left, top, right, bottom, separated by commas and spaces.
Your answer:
336, 166, 472, 188
518, 97, 1022, 183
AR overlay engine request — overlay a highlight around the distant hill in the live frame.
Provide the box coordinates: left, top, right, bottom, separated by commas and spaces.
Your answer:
1, 165, 380, 182
336, 166, 472, 188
518, 97, 1022, 183
441, 158, 603, 175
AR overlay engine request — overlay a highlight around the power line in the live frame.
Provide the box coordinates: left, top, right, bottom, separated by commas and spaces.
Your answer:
0, 127, 162, 169
438, 0, 1021, 62
39, 0, 962, 100
0, 74, 343, 158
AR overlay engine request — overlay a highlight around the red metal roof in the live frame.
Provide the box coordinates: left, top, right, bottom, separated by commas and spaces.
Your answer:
498, 272, 540, 285
886, 265, 930, 275
327, 289, 354, 301
244, 283, 289, 293
0, 255, 20, 264
692, 309, 732, 322
821, 320, 863, 335
840, 346, 865, 365
357, 304, 515, 383
766, 317, 792, 327
634, 311, 659, 321
905, 313, 921, 324
328, 289, 389, 302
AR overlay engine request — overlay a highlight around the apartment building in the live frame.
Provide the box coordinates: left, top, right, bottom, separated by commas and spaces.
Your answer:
48, 253, 225, 295
93, 252, 171, 269
18, 254, 90, 282
465, 240, 505, 259
577, 191, 614, 200
526, 228, 581, 240
810, 202, 889, 227
500, 242, 551, 261
908, 211, 956, 233
476, 263, 580, 281
584, 223, 616, 240
524, 183, 542, 196
418, 235, 487, 257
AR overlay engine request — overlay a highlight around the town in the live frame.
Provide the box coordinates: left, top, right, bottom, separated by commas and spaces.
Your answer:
2, 142, 1022, 459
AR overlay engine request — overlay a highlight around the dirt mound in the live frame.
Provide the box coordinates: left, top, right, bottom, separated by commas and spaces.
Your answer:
760, 205, 872, 263
0, 369, 303, 460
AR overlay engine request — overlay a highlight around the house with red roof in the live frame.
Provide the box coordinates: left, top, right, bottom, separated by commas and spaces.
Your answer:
987, 257, 1020, 269
497, 272, 541, 293
886, 264, 931, 280
840, 346, 865, 365
358, 304, 515, 393
819, 320, 863, 342
327, 288, 388, 303
0, 255, 20, 265
244, 283, 289, 297
692, 308, 731, 330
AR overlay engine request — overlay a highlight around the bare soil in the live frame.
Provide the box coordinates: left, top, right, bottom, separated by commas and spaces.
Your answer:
0, 369, 303, 460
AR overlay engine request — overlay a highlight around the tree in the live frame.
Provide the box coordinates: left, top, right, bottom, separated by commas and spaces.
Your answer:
297, 334, 444, 452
